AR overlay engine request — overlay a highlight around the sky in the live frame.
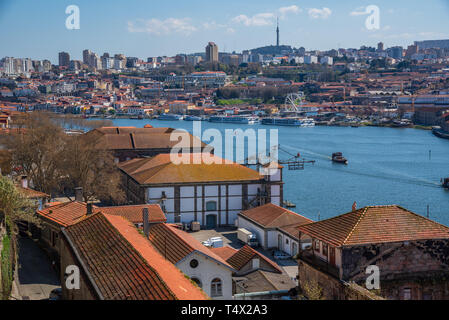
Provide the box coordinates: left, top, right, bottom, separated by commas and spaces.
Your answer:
1, 0, 449, 63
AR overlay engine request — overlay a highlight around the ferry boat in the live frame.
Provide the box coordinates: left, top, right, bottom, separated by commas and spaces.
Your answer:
332, 152, 348, 165
442, 177, 449, 189
157, 114, 183, 121
261, 117, 315, 127
184, 115, 203, 121
209, 116, 259, 125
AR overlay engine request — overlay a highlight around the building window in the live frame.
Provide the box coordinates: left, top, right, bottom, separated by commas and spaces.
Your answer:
206, 201, 217, 211
322, 243, 328, 257
191, 277, 202, 288
190, 259, 199, 269
286, 238, 289, 245
403, 288, 412, 300
211, 278, 223, 297
314, 240, 320, 252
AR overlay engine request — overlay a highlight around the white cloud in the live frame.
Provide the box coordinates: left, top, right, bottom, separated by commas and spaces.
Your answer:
278, 5, 301, 18
202, 21, 227, 30
128, 18, 197, 36
232, 13, 275, 26
308, 7, 332, 19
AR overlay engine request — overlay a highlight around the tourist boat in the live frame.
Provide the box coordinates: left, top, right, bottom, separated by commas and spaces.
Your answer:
157, 114, 183, 121
442, 178, 449, 189
184, 115, 203, 121
332, 152, 348, 165
261, 117, 315, 127
208, 115, 259, 125
432, 127, 449, 140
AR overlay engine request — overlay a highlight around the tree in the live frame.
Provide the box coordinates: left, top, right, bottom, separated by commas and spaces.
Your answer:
7, 112, 125, 203
59, 133, 125, 204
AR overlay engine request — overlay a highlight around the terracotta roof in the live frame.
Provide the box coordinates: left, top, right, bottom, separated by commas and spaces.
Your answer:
37, 201, 91, 227
97, 204, 166, 224
298, 205, 449, 247
239, 203, 313, 229
17, 186, 49, 199
63, 213, 207, 300
84, 127, 207, 151
37, 201, 166, 227
119, 154, 262, 185
226, 245, 282, 273
147, 223, 234, 270
210, 246, 238, 260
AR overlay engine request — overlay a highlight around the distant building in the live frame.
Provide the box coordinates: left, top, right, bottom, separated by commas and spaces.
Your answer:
206, 42, 219, 63
58, 52, 70, 68
414, 39, 449, 50
377, 42, 384, 51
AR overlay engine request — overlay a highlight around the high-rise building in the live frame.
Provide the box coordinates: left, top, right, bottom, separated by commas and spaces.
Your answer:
406, 44, 419, 58
83, 49, 91, 65
58, 52, 70, 67
377, 42, 384, 51
205, 42, 219, 63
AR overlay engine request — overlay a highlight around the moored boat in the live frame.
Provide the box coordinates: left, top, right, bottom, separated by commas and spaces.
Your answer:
157, 114, 183, 121
262, 117, 315, 127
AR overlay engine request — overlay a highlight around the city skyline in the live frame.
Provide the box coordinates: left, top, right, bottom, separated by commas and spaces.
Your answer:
1, 0, 449, 63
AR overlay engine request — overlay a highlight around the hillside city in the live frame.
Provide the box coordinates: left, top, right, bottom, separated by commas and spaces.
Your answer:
1, 26, 449, 303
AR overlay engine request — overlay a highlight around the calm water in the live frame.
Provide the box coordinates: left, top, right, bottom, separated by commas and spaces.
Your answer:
112, 118, 449, 226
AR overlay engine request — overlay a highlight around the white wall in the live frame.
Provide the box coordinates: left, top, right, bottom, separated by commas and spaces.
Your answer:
176, 251, 233, 300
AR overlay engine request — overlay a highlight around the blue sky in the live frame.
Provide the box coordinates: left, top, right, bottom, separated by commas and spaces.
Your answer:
1, 0, 449, 63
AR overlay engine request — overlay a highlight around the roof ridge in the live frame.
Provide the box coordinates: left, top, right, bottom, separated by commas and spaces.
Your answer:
342, 207, 369, 246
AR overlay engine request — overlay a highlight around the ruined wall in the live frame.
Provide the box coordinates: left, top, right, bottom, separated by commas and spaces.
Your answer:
297, 258, 382, 300
342, 240, 449, 300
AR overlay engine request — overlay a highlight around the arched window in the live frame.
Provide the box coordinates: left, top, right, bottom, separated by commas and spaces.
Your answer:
191, 277, 202, 288
206, 201, 217, 211
211, 278, 223, 297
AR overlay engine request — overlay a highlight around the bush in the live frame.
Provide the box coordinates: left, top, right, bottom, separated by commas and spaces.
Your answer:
0, 234, 14, 300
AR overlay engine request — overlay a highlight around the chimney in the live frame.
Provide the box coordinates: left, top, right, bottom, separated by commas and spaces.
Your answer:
21, 175, 28, 189
75, 187, 83, 202
352, 201, 357, 212
143, 208, 149, 238
86, 203, 93, 216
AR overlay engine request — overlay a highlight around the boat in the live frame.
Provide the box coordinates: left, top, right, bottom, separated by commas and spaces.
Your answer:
184, 115, 203, 121
157, 114, 183, 121
283, 200, 296, 208
261, 117, 315, 127
442, 178, 449, 189
432, 127, 449, 140
208, 115, 259, 125
332, 152, 348, 165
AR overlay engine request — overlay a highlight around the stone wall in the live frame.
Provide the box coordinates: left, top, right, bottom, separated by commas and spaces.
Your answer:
342, 240, 449, 300
297, 257, 383, 300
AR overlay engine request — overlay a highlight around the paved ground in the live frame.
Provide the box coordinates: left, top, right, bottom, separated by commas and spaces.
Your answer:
12, 237, 60, 300
189, 228, 298, 282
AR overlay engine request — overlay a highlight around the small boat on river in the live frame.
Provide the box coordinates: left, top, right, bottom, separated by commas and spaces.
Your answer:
332, 152, 348, 165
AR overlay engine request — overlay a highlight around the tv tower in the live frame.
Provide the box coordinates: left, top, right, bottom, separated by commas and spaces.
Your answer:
276, 17, 280, 47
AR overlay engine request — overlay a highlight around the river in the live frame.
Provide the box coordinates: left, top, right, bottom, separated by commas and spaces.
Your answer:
111, 118, 449, 226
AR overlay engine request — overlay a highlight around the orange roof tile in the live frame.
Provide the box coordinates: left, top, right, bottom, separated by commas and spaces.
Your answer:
148, 223, 234, 270
63, 213, 207, 300
119, 154, 262, 185
226, 245, 283, 273
298, 205, 449, 247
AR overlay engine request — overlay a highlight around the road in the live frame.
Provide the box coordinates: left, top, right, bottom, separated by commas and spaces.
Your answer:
12, 237, 60, 300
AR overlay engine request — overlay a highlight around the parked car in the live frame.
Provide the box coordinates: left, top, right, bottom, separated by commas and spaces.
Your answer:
273, 251, 292, 260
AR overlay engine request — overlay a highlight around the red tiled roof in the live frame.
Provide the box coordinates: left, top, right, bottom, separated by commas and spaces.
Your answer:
298, 205, 449, 247
226, 245, 282, 273
147, 223, 234, 270
119, 154, 262, 185
239, 203, 313, 229
63, 213, 207, 300
17, 186, 49, 199
98, 204, 166, 224
37, 201, 166, 227
210, 246, 238, 260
